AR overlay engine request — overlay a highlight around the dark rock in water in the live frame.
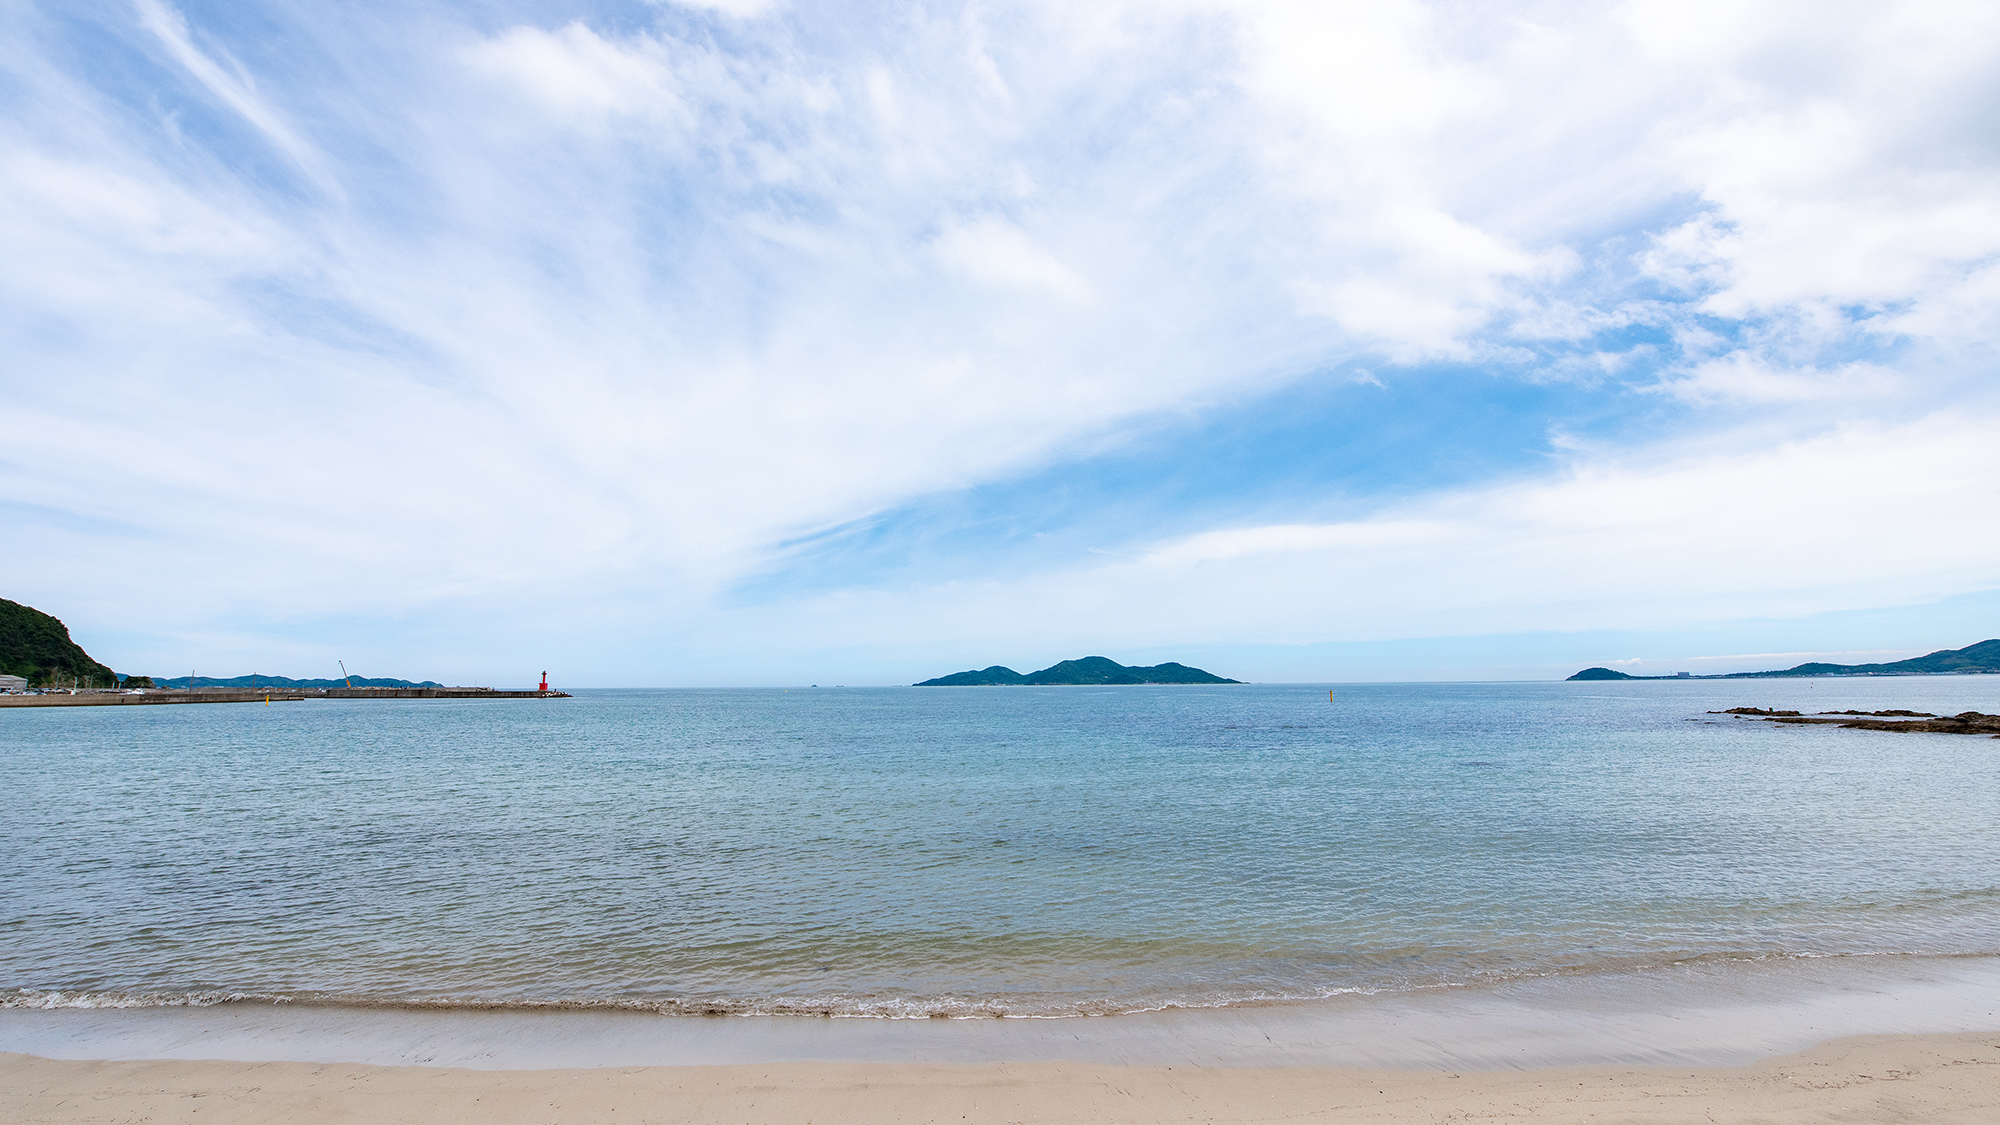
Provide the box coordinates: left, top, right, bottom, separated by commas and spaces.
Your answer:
1818, 709, 1936, 718
1716, 708, 2000, 737
1567, 667, 1636, 680
916, 656, 1241, 686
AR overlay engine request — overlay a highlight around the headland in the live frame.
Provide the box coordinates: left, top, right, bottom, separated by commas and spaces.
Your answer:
1570, 637, 2000, 681
0, 595, 565, 705
0, 597, 115, 689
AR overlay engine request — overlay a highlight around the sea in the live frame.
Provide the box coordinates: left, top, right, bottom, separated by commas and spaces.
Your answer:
4, 678, 2000, 1066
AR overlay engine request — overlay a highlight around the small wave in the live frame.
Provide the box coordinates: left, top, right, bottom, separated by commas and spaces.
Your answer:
0, 987, 1388, 1019
11, 950, 1999, 1018
3, 989, 278, 1010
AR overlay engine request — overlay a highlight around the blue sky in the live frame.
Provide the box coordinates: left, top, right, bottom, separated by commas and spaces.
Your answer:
4, 0, 1998, 685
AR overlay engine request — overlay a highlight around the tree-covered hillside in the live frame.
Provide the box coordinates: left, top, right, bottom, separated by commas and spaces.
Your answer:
1723, 639, 2000, 677
0, 598, 116, 687
1567, 638, 2000, 681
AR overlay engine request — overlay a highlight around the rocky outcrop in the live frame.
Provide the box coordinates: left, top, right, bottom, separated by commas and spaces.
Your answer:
1712, 708, 2000, 737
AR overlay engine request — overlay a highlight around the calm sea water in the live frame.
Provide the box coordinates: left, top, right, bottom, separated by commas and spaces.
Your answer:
4, 680, 1999, 1017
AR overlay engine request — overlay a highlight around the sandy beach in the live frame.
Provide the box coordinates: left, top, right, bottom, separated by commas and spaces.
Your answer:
7, 1032, 1999, 1123
10, 683, 2000, 1123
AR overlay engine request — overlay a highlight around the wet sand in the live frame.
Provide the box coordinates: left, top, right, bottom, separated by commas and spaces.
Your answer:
7, 1032, 2000, 1123
9, 953, 2000, 1072
6, 957, 2000, 1121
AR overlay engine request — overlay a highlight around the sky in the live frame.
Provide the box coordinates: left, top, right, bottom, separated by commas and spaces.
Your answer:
3, 0, 1998, 686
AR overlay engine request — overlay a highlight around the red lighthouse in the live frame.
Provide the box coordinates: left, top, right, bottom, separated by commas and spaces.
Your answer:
539, 671, 548, 692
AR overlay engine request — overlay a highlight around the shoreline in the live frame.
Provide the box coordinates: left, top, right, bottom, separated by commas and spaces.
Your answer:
6, 1032, 1999, 1123
8, 953, 1999, 1072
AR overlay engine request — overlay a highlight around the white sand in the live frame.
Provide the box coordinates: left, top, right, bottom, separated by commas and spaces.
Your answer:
7, 1032, 2000, 1123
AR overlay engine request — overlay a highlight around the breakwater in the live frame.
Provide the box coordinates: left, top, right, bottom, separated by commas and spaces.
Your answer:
0, 687, 568, 708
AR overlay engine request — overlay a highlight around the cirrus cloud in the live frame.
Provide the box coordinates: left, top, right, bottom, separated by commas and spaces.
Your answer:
0, 0, 1995, 681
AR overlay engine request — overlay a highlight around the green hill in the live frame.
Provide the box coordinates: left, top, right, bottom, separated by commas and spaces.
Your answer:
1722, 639, 2000, 678
1567, 667, 1637, 680
1566, 639, 2000, 681
917, 656, 1241, 686
917, 665, 1030, 686
0, 598, 117, 688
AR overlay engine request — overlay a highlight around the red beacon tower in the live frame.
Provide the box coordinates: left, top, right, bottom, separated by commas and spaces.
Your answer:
539, 671, 548, 692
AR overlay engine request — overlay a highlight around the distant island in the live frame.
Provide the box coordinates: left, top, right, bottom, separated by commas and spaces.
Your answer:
1569, 639, 2000, 681
916, 656, 1242, 686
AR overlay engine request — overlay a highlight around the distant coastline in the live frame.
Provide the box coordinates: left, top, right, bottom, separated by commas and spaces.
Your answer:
1, 593, 560, 707
0, 684, 569, 708
1568, 639, 2000, 681
148, 674, 445, 690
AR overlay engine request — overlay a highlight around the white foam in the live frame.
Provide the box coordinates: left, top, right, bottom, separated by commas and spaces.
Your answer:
3, 989, 256, 1010
5, 953, 1998, 1071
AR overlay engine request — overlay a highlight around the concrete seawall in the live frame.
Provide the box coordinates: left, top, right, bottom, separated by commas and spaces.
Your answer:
0, 688, 570, 708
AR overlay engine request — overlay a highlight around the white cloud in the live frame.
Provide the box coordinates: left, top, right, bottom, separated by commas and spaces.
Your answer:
734, 408, 2000, 656
1630, 0, 2000, 352
651, 0, 783, 18
459, 23, 685, 125
929, 217, 1092, 301
131, 0, 341, 198
3, 0, 1998, 678
1651, 355, 1905, 405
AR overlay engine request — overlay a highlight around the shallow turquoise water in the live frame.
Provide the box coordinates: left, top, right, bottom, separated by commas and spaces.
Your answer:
4, 679, 1999, 1016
